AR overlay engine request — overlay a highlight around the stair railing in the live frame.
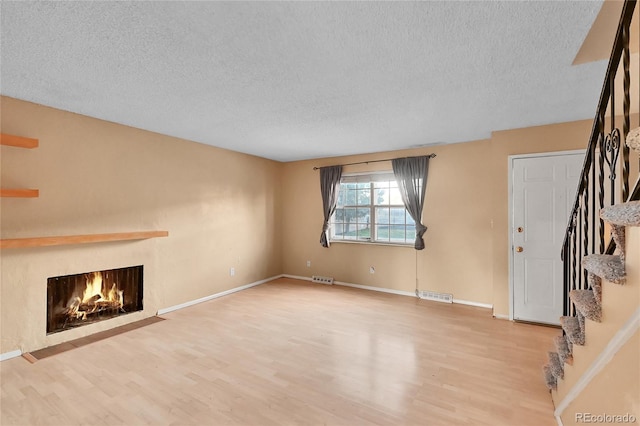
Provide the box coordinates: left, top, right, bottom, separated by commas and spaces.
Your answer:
561, 0, 639, 317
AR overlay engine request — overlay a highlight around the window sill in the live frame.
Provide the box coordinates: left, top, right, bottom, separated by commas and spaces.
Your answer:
329, 240, 414, 248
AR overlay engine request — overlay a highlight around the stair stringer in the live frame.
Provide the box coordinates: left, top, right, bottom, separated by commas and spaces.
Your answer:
552, 226, 640, 422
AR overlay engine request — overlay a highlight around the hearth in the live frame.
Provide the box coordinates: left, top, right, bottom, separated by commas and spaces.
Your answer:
47, 265, 143, 334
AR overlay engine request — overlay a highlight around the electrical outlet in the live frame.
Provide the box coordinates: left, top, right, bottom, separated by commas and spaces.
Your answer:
230, 267, 235, 276
307, 260, 311, 267
369, 266, 375, 274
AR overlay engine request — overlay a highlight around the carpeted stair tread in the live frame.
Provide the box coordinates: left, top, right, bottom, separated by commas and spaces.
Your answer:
626, 126, 640, 154
543, 364, 557, 390
560, 316, 585, 346
548, 352, 564, 379
600, 201, 640, 227
588, 272, 602, 304
577, 311, 585, 335
611, 224, 626, 261
554, 335, 573, 365
582, 254, 626, 284
569, 290, 602, 322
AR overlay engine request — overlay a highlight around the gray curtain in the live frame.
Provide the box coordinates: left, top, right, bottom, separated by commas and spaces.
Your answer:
392, 156, 430, 250
319, 165, 343, 247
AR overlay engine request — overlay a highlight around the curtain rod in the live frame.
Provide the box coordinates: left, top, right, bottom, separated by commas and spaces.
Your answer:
312, 153, 436, 170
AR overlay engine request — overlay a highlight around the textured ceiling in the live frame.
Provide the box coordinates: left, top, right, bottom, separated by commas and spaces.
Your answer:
1, 1, 606, 162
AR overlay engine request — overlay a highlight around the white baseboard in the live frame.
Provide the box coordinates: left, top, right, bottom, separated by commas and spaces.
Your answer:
335, 281, 416, 297
453, 299, 493, 309
1, 349, 22, 362
282, 274, 494, 309
281, 274, 312, 282
493, 314, 510, 320
157, 274, 283, 315
555, 414, 564, 426
554, 306, 640, 418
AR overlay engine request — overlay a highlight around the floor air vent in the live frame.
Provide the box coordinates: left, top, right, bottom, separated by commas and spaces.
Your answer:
312, 276, 334, 285
418, 290, 453, 303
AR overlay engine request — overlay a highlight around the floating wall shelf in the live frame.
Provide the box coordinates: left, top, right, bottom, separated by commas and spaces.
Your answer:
1, 133, 40, 197
0, 189, 39, 198
0, 133, 39, 148
0, 231, 169, 249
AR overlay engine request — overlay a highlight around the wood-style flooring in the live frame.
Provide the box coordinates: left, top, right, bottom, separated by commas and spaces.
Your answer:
1, 278, 557, 425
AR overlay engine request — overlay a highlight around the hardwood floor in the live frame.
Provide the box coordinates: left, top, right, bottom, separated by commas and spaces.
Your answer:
1, 278, 557, 425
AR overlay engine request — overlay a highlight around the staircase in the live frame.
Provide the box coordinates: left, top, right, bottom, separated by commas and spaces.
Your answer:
544, 200, 639, 417
543, 2, 640, 423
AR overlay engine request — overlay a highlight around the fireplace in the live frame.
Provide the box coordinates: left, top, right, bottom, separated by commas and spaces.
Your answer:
47, 265, 143, 334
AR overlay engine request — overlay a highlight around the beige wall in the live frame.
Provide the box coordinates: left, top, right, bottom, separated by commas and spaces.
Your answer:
0, 95, 625, 353
282, 140, 494, 302
0, 96, 283, 353
562, 330, 639, 426
281, 119, 594, 313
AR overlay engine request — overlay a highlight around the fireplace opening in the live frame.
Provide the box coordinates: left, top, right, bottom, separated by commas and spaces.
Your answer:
47, 265, 143, 334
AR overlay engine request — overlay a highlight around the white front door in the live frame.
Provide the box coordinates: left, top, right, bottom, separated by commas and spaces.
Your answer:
511, 152, 583, 325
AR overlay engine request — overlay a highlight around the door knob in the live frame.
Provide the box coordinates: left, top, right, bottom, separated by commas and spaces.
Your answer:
515, 246, 524, 253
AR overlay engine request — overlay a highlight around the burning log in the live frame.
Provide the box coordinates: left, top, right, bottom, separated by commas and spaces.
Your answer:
47, 266, 142, 334
85, 294, 101, 304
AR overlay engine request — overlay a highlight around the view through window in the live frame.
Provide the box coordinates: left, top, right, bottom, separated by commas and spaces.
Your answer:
331, 172, 415, 245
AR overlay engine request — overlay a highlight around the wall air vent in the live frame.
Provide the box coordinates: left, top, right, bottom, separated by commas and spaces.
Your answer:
418, 290, 453, 303
312, 276, 334, 285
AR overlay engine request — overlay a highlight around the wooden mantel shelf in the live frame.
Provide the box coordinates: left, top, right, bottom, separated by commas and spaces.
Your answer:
0, 133, 39, 148
0, 231, 169, 249
0, 189, 39, 198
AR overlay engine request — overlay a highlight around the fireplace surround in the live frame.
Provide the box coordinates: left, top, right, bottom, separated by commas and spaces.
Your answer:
46, 265, 143, 334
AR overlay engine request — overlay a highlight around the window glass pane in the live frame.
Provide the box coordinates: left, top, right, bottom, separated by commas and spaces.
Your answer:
406, 226, 416, 242
356, 189, 371, 206
390, 208, 405, 224
336, 188, 345, 207
332, 223, 344, 239
406, 211, 416, 226
356, 207, 370, 226
357, 228, 371, 239
342, 228, 357, 239
374, 181, 389, 189
356, 182, 369, 189
341, 208, 358, 235
334, 208, 345, 222
341, 183, 356, 202
375, 224, 390, 241
374, 188, 388, 205
389, 187, 403, 205
342, 189, 358, 206
389, 224, 406, 243
375, 207, 390, 224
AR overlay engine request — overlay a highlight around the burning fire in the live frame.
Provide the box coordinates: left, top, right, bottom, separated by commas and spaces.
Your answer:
67, 272, 124, 320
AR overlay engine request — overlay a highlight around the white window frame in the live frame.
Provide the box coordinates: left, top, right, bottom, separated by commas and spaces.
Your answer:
330, 171, 415, 246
